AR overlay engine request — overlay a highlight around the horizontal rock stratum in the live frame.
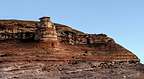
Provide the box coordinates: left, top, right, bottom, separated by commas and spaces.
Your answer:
0, 17, 143, 79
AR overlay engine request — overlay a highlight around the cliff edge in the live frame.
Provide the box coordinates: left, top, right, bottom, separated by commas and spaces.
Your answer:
0, 17, 143, 79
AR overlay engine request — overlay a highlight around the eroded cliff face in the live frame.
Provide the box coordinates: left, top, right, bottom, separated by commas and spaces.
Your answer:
0, 19, 139, 63
0, 19, 143, 79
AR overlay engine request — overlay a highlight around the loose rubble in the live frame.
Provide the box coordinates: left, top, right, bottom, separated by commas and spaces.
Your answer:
0, 17, 143, 79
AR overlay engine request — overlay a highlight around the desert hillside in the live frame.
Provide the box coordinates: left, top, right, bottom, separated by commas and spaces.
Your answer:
0, 18, 143, 79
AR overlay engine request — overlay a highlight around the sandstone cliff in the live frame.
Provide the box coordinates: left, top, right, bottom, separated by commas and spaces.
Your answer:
0, 19, 143, 79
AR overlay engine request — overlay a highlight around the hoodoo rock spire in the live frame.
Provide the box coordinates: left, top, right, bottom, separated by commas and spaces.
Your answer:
36, 16, 58, 47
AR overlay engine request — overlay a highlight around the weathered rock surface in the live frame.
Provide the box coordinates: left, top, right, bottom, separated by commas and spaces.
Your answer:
0, 61, 143, 79
0, 18, 143, 79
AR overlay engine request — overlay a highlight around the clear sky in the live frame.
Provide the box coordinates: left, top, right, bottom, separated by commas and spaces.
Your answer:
0, 0, 143, 63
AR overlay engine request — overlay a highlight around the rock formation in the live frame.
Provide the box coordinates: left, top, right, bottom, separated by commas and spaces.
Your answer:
0, 17, 143, 79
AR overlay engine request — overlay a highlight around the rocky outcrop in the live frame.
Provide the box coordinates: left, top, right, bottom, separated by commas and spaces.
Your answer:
0, 17, 142, 79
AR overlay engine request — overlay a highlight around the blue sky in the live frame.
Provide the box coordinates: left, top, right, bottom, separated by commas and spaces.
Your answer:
0, 0, 143, 63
